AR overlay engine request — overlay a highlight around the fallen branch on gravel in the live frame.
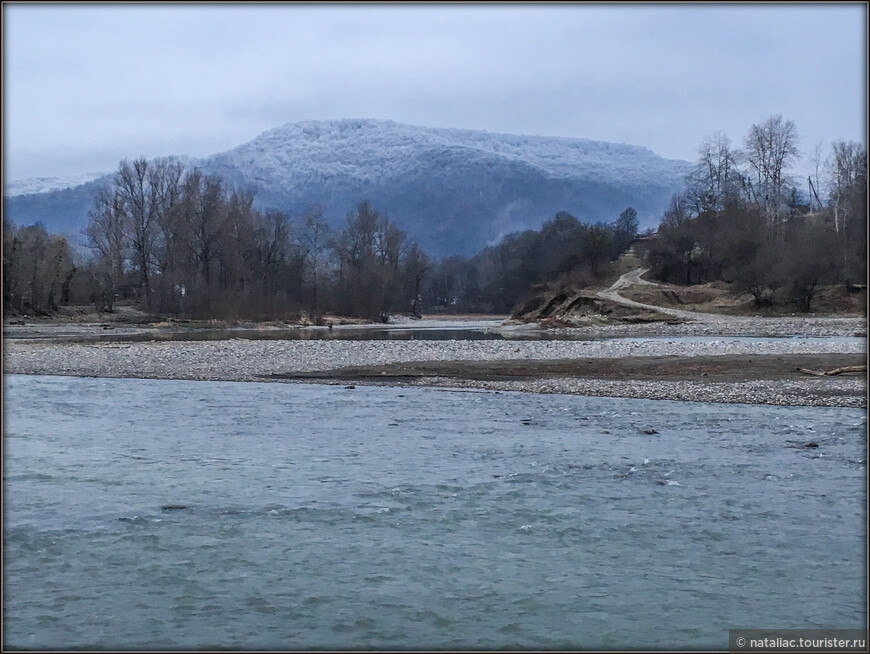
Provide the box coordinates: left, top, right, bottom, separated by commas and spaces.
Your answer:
798, 365, 866, 376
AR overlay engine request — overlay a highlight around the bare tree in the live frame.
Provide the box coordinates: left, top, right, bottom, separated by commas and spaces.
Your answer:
649, 194, 696, 284
785, 218, 840, 311
826, 140, 866, 235
807, 142, 825, 212
664, 193, 693, 229
743, 115, 799, 224
611, 206, 639, 257
582, 224, 611, 276
402, 243, 431, 316
257, 210, 293, 296
3, 221, 76, 315
825, 140, 868, 284
374, 215, 407, 270
297, 206, 332, 310
148, 158, 185, 312
115, 158, 159, 309
687, 131, 741, 214
177, 171, 229, 297
84, 187, 128, 312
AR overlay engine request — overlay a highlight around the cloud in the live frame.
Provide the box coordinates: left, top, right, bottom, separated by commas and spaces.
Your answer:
3, 3, 866, 180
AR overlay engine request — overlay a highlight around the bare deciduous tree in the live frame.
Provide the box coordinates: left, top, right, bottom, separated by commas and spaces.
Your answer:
686, 132, 741, 214
85, 187, 128, 311
297, 206, 332, 310
148, 158, 185, 312
611, 206, 639, 257
3, 220, 77, 315
115, 158, 160, 309
826, 140, 867, 235
402, 243, 431, 316
743, 115, 799, 224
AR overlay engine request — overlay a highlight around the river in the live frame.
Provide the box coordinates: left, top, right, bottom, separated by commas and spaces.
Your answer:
3, 374, 866, 649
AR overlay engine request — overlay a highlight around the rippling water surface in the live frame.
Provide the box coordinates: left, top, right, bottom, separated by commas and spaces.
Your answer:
4, 375, 866, 649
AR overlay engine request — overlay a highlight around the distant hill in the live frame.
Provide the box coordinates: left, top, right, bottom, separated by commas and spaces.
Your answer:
3, 180, 108, 246
4, 172, 109, 196
3, 119, 691, 256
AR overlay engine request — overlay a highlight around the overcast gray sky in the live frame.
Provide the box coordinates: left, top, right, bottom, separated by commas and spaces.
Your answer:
3, 2, 867, 183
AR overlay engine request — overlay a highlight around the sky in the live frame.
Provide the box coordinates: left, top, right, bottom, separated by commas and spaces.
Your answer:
3, 2, 867, 185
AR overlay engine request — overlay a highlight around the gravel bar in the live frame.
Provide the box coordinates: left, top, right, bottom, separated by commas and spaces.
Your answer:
4, 332, 867, 407
506, 315, 866, 339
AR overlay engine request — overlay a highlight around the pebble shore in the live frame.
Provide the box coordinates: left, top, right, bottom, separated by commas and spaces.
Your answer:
4, 319, 867, 407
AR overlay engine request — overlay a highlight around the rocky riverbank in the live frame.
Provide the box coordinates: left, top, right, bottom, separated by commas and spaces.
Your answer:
4, 327, 866, 407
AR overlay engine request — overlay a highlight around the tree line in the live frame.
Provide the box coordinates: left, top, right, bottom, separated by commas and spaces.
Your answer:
648, 115, 866, 311
3, 153, 640, 320
6, 115, 861, 320
4, 157, 435, 322
3, 220, 80, 316
422, 207, 639, 313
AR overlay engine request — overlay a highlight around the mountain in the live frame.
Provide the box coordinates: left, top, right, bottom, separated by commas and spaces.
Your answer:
3, 119, 692, 256
4, 172, 108, 196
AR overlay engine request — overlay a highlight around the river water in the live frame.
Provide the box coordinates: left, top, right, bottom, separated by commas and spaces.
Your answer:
3, 374, 866, 649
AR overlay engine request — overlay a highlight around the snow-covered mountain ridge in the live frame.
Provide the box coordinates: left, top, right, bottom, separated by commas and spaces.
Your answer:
206, 118, 684, 190
4, 119, 692, 256
4, 172, 109, 197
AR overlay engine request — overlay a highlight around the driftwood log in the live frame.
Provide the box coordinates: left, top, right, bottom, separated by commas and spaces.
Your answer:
798, 365, 867, 376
